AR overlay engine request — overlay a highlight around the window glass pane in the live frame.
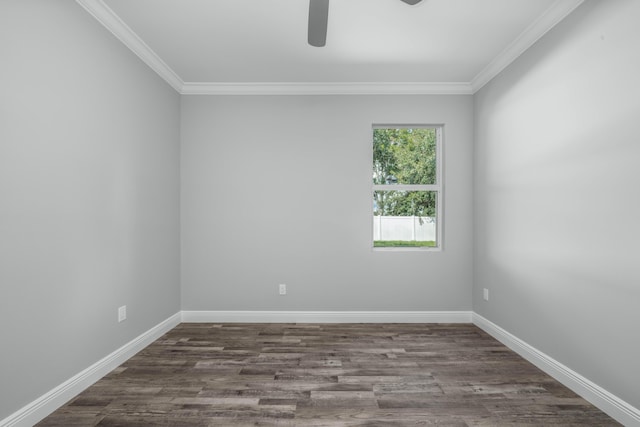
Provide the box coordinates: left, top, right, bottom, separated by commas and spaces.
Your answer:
373, 190, 437, 247
373, 128, 437, 185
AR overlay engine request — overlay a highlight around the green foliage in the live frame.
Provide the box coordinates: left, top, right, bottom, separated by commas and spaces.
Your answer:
373, 128, 437, 218
373, 190, 436, 219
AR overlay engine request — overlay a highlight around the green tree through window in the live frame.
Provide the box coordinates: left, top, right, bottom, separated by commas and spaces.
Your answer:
373, 127, 441, 248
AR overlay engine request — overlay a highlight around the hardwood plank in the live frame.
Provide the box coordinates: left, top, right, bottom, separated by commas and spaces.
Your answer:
37, 323, 620, 426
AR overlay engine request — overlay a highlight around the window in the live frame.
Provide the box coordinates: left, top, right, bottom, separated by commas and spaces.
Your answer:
372, 126, 442, 250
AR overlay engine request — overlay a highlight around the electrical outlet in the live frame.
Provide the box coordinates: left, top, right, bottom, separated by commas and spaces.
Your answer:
118, 305, 127, 322
279, 284, 287, 295
483, 288, 489, 301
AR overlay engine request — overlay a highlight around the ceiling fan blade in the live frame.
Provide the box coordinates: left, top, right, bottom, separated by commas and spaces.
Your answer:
400, 0, 422, 4
308, 0, 329, 47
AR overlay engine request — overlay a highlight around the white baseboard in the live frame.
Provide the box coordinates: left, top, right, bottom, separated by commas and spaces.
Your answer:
181, 310, 473, 324
473, 313, 640, 427
0, 312, 182, 427
5, 311, 637, 427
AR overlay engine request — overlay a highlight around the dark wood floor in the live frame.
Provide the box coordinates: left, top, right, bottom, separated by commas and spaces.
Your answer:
38, 323, 619, 426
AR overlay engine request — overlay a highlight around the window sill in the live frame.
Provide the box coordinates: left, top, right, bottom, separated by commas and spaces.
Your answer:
372, 246, 442, 252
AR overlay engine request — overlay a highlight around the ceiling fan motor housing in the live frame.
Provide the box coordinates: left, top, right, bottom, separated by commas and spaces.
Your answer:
308, 0, 423, 47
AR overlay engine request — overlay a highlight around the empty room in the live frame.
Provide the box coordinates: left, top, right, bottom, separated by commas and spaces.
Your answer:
1, 0, 638, 426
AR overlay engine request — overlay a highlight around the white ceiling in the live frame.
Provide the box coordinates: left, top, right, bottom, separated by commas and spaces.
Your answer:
77, 0, 584, 94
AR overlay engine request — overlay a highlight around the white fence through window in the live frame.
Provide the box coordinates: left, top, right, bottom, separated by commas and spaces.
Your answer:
373, 216, 436, 241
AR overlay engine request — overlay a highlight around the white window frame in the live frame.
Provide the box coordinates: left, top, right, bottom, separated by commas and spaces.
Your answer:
372, 124, 443, 252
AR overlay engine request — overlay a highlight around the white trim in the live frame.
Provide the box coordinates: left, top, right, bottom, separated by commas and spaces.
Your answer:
4, 311, 638, 426
181, 311, 472, 324
74, 0, 582, 96
180, 82, 473, 96
372, 246, 440, 253
436, 126, 444, 248
0, 313, 181, 427
372, 184, 440, 192
371, 125, 443, 251
74, 0, 183, 92
473, 313, 640, 427
470, 0, 584, 92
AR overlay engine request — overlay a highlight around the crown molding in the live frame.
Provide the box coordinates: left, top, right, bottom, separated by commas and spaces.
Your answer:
471, 0, 584, 93
76, 0, 582, 96
180, 82, 473, 96
75, 0, 183, 92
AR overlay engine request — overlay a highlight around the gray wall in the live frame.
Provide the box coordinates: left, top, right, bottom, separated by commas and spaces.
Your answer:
474, 0, 640, 409
3, 0, 637, 421
181, 95, 473, 311
0, 1, 181, 419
